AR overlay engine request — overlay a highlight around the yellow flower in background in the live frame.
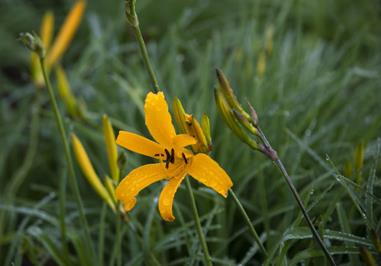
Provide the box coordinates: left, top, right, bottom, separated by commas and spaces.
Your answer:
116, 92, 233, 222
31, 0, 86, 87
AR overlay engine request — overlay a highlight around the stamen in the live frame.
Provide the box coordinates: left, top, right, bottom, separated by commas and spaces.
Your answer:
170, 149, 175, 163
182, 153, 188, 164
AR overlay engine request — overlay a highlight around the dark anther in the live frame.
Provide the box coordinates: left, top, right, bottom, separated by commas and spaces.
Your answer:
170, 149, 175, 163
163, 149, 175, 169
182, 153, 188, 164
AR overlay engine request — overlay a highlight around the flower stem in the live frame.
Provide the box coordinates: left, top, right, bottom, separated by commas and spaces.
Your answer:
39, 57, 95, 258
257, 127, 336, 266
185, 178, 213, 266
126, 0, 160, 92
229, 188, 268, 257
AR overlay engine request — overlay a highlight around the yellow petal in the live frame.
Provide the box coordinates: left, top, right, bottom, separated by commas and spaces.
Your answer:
102, 115, 120, 182
40, 11, 54, 50
188, 153, 233, 197
116, 130, 162, 158
46, 0, 86, 67
172, 134, 196, 148
158, 174, 186, 222
71, 134, 115, 211
115, 164, 166, 211
144, 92, 176, 146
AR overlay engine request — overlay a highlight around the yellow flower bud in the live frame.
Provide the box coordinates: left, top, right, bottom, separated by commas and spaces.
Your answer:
188, 116, 210, 153
264, 25, 274, 56
102, 115, 120, 182
256, 51, 267, 78
46, 0, 86, 67
104, 175, 117, 202
56, 66, 79, 117
214, 88, 258, 150
172, 97, 188, 134
216, 69, 250, 120
71, 134, 116, 211
41, 11, 54, 50
201, 113, 212, 147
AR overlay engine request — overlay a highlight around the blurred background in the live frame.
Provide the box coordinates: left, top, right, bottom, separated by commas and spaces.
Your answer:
1, 0, 380, 265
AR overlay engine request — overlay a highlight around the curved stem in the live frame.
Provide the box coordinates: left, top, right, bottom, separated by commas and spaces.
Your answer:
257, 127, 336, 266
185, 178, 213, 266
229, 189, 268, 257
39, 57, 95, 258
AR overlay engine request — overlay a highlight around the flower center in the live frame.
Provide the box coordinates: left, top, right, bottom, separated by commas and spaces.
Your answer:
154, 148, 188, 169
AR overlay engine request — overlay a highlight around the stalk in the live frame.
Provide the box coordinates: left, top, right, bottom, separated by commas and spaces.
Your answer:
257, 127, 336, 266
229, 189, 268, 257
125, 0, 160, 92
39, 57, 95, 259
185, 178, 213, 266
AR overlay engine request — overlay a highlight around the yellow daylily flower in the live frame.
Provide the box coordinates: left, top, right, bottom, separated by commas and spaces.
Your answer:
116, 92, 233, 221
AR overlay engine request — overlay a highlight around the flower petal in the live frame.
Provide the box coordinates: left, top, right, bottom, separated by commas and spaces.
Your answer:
116, 131, 162, 158
116, 164, 167, 211
145, 92, 176, 146
188, 153, 233, 197
172, 134, 196, 148
158, 174, 186, 221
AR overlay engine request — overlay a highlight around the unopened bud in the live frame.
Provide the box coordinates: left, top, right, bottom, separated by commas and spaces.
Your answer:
18, 32, 45, 58
216, 69, 250, 120
104, 175, 117, 202
71, 134, 116, 211
103, 115, 120, 183
189, 116, 210, 153
247, 100, 259, 126
173, 97, 188, 134
214, 88, 258, 150
201, 113, 212, 147
56, 66, 79, 117
264, 25, 274, 56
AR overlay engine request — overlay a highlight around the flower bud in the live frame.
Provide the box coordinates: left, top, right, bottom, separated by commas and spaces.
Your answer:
173, 97, 211, 153
216, 69, 250, 120
172, 97, 188, 134
187, 116, 210, 153
102, 115, 120, 182
56, 66, 79, 118
214, 88, 258, 150
18, 32, 45, 58
201, 113, 212, 147
71, 134, 116, 211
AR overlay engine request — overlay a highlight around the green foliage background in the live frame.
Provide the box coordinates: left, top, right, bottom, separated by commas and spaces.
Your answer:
0, 0, 380, 265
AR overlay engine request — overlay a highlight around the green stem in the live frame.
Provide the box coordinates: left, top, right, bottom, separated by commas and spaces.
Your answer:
126, 1, 160, 92
39, 57, 95, 259
229, 188, 268, 257
131, 25, 160, 92
185, 178, 213, 266
257, 127, 336, 266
